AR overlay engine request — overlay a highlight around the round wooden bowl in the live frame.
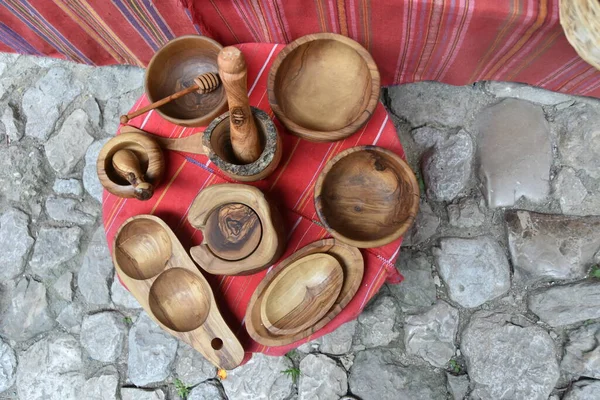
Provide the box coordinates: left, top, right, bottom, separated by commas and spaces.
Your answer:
560, 0, 600, 71
145, 35, 228, 127
314, 146, 420, 248
267, 33, 380, 142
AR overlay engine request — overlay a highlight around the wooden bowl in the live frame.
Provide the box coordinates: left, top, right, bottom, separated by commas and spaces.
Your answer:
260, 253, 343, 336
314, 146, 420, 248
145, 35, 228, 127
268, 33, 380, 142
245, 238, 363, 346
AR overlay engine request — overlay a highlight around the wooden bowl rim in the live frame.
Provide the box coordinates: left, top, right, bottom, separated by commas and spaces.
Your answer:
145, 34, 227, 127
314, 145, 420, 248
267, 32, 381, 142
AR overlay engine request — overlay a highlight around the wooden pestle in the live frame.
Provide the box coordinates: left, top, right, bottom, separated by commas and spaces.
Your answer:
112, 149, 154, 200
217, 47, 262, 164
119, 72, 220, 124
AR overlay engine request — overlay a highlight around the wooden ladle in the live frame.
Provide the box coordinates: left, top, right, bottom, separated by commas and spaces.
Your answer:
260, 253, 344, 336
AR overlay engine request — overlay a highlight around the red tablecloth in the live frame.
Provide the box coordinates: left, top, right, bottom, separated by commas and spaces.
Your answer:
1, 0, 600, 97
102, 43, 405, 356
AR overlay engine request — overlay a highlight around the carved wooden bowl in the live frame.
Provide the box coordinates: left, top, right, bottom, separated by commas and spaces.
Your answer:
268, 33, 380, 142
314, 146, 420, 248
145, 35, 227, 127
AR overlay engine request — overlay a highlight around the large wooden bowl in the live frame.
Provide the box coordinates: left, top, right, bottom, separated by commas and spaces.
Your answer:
267, 33, 380, 142
314, 146, 420, 248
145, 35, 228, 127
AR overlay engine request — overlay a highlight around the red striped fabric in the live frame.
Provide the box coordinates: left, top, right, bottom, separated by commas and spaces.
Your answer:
103, 44, 404, 356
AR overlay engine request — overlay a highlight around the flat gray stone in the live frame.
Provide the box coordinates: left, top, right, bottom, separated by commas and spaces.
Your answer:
30, 226, 82, 279
349, 349, 447, 400
299, 354, 347, 400
561, 322, 600, 379
56, 302, 83, 334
83, 139, 109, 202
486, 81, 573, 105
422, 130, 473, 201
404, 301, 459, 368
1, 106, 22, 142
506, 211, 600, 284
111, 278, 141, 309
53, 272, 73, 301
446, 374, 469, 400
127, 312, 178, 386
475, 99, 552, 208
401, 200, 439, 246
0, 277, 55, 341
103, 89, 143, 134
553, 167, 589, 214
82, 95, 102, 129
53, 178, 83, 196
447, 198, 485, 228
78, 226, 113, 306
121, 388, 165, 400
563, 380, 600, 400
434, 236, 511, 308
461, 311, 559, 400
174, 342, 215, 386
80, 312, 127, 362
222, 353, 293, 400
356, 295, 400, 348
298, 321, 357, 355
16, 334, 84, 400
83, 368, 119, 400
0, 339, 16, 393
0, 146, 47, 211
389, 250, 436, 313
188, 381, 227, 400
45, 196, 98, 225
45, 109, 94, 176
22, 67, 82, 140
87, 65, 144, 101
0, 208, 33, 281
412, 126, 448, 149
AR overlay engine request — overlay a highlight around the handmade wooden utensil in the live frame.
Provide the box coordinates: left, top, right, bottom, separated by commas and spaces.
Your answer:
112, 215, 244, 370
260, 253, 344, 336
268, 33, 380, 142
245, 238, 364, 346
218, 46, 262, 164
145, 35, 227, 127
314, 146, 420, 248
188, 183, 286, 276
121, 72, 220, 124
111, 149, 155, 200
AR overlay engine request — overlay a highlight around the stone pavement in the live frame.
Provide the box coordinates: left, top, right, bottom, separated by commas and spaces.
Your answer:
0, 52, 599, 400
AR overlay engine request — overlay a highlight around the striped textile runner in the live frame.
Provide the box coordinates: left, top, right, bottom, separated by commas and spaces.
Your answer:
102, 43, 405, 356
1, 0, 600, 97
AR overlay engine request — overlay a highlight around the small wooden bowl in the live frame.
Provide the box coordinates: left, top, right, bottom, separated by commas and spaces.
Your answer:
314, 146, 420, 248
145, 35, 227, 127
245, 238, 363, 346
268, 33, 380, 142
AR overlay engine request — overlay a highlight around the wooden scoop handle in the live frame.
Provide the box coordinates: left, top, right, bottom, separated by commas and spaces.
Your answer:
120, 72, 220, 124
120, 125, 207, 156
217, 47, 262, 164
111, 149, 154, 200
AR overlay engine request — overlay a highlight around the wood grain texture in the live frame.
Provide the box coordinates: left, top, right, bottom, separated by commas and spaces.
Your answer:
120, 125, 207, 155
260, 253, 343, 336
96, 132, 164, 200
218, 46, 262, 163
111, 149, 154, 200
268, 33, 380, 142
314, 146, 420, 248
112, 215, 244, 369
245, 238, 364, 346
188, 183, 285, 276
145, 35, 227, 127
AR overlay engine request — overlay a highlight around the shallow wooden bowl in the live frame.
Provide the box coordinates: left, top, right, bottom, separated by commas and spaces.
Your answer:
268, 33, 380, 142
260, 253, 344, 336
245, 238, 363, 346
145, 35, 227, 127
314, 146, 420, 248
113, 215, 244, 369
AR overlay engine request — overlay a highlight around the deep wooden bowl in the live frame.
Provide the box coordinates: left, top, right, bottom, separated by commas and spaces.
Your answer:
145, 35, 228, 127
268, 33, 380, 142
314, 146, 420, 248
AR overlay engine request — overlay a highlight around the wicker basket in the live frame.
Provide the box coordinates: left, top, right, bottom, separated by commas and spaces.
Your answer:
560, 0, 600, 71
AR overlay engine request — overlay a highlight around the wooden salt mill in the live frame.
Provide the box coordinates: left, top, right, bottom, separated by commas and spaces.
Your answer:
217, 47, 262, 164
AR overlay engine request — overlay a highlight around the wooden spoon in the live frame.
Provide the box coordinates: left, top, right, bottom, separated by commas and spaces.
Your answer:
260, 253, 344, 336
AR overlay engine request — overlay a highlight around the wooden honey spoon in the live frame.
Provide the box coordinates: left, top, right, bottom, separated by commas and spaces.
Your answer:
111, 149, 154, 200
217, 47, 262, 164
119, 72, 220, 124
